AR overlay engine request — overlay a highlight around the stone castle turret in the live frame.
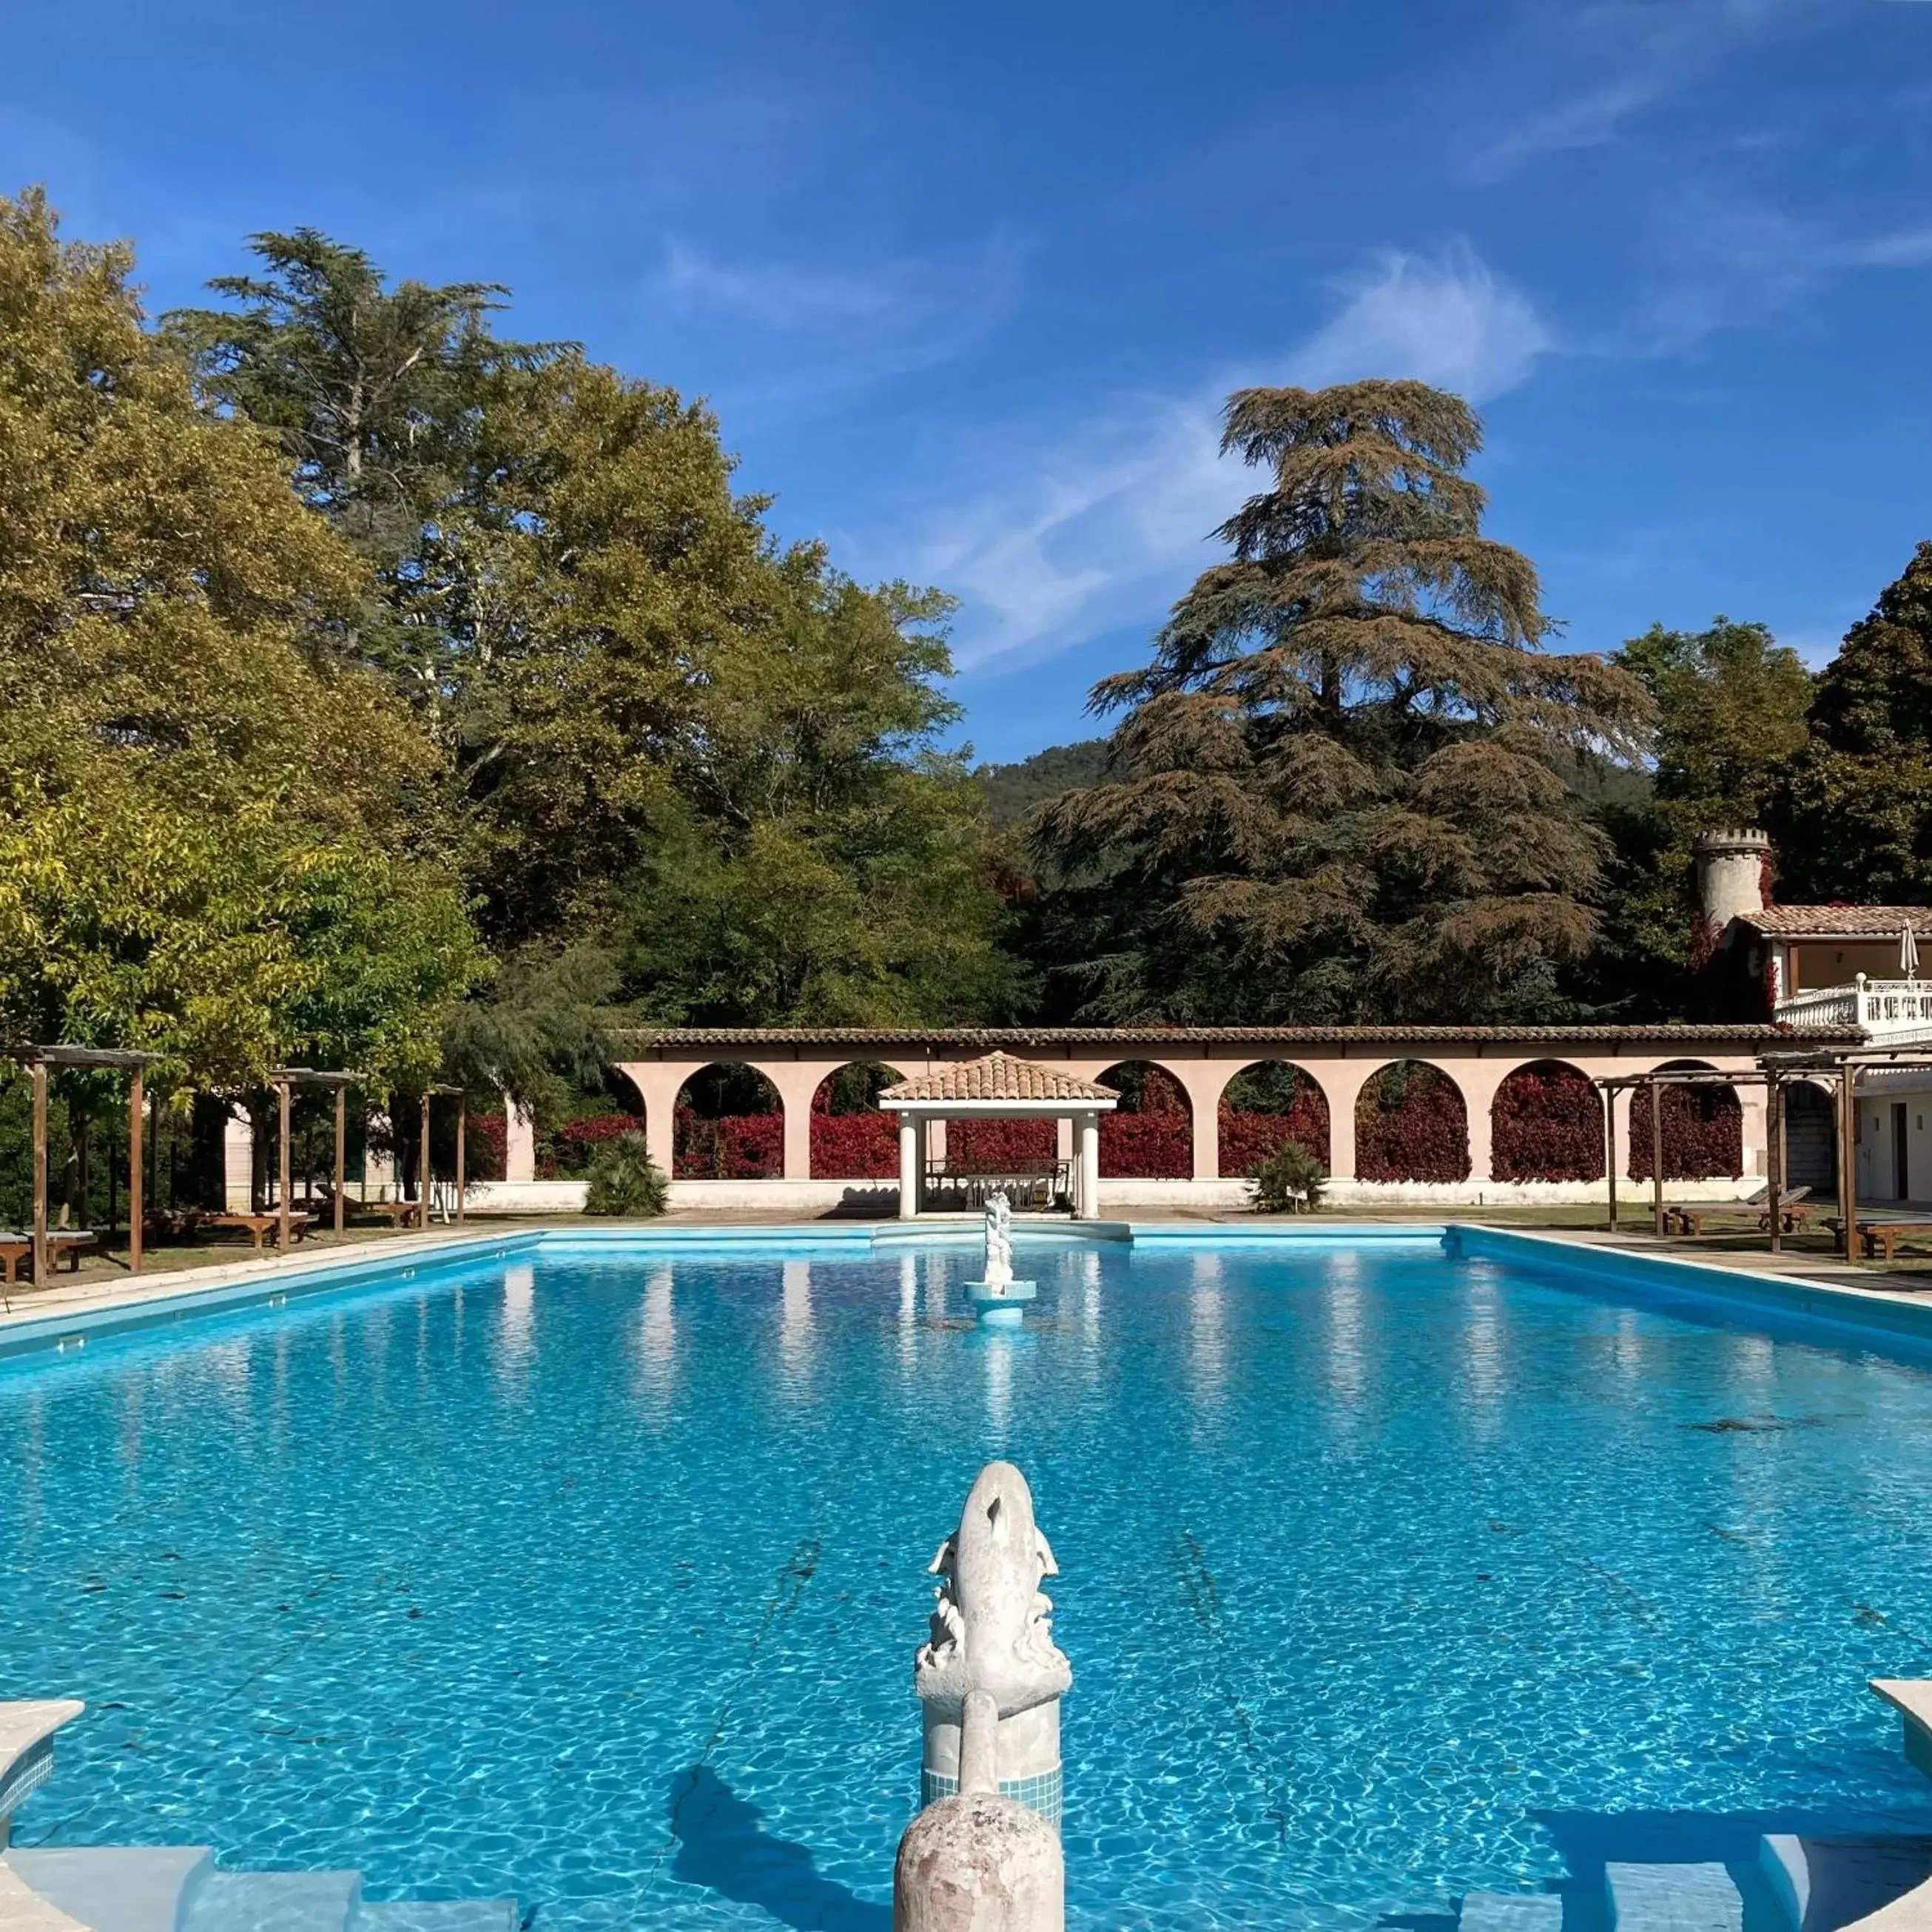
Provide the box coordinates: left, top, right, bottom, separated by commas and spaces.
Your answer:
1692, 829, 1772, 941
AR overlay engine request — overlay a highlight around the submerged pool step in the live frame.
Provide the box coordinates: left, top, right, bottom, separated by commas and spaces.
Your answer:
179, 1868, 363, 1932
1759, 1832, 1932, 1931
1, 1846, 213, 1932
350, 1902, 520, 1932
1461, 1890, 1564, 1932
1606, 1862, 1743, 1932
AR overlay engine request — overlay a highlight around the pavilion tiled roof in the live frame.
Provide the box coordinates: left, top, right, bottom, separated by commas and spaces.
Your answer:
878, 1052, 1119, 1105
1740, 906, 1932, 940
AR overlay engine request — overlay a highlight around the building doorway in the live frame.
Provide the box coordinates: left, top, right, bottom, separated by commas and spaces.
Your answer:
1896, 1102, 1911, 1201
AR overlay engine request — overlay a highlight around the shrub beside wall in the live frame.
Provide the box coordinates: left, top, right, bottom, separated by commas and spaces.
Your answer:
1492, 1065, 1603, 1182
948, 1118, 1058, 1172
673, 1106, 782, 1179
811, 1111, 898, 1179
1218, 1064, 1332, 1175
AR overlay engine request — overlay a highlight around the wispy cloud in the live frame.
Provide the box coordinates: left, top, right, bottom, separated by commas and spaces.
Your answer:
647, 229, 1023, 401
903, 247, 1552, 673
1470, 0, 1817, 178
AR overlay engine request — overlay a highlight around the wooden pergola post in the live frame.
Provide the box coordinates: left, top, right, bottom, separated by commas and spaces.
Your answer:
276, 1075, 292, 1253
1603, 1087, 1619, 1232
31, 1060, 48, 1288
129, 1067, 144, 1277
418, 1090, 432, 1230
334, 1085, 347, 1237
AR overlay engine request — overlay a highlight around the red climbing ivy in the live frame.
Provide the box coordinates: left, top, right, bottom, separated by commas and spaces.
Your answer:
1356, 1064, 1470, 1182
1492, 1065, 1603, 1182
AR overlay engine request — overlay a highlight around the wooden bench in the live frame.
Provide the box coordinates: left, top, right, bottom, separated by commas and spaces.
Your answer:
1859, 1221, 1932, 1263
208, 1212, 315, 1251
0, 1231, 98, 1283
360, 1199, 425, 1229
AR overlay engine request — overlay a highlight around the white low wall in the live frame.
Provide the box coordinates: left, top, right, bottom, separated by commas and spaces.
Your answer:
453, 1174, 1766, 1217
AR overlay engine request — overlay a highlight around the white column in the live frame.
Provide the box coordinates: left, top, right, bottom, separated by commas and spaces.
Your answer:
898, 1114, 920, 1219
222, 1108, 254, 1211
1077, 1111, 1100, 1220
505, 1099, 536, 1184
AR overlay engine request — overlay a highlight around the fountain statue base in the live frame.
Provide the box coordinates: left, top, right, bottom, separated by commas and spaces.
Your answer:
965, 1280, 1037, 1325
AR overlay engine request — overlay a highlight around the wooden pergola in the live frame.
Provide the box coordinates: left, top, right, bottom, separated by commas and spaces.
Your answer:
1591, 1066, 1774, 1240
4, 1043, 161, 1285
267, 1068, 363, 1249
1758, 1042, 1932, 1261
416, 1083, 468, 1229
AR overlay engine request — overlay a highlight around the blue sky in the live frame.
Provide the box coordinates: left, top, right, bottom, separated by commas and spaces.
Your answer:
6, 0, 1931, 761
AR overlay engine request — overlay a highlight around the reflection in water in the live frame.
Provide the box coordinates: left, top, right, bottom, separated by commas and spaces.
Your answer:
1323, 1250, 1367, 1410
1463, 1275, 1504, 1436
638, 1267, 676, 1410
984, 1330, 1014, 1445
1611, 1307, 1646, 1381
898, 1254, 918, 1374
1189, 1249, 1226, 1414
781, 1259, 815, 1382
499, 1262, 536, 1374
1080, 1246, 1103, 1338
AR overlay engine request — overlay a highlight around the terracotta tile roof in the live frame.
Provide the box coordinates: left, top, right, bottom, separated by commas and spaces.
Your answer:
619, 1023, 1859, 1051
878, 1052, 1119, 1105
1740, 906, 1932, 939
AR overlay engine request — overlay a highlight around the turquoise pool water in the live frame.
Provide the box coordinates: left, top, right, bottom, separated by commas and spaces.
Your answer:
7, 1233, 1932, 1930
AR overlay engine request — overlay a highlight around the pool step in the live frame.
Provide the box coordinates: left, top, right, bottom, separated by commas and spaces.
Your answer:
179, 1867, 363, 1932
1461, 1891, 1564, 1932
351, 1903, 521, 1932
2, 1846, 214, 1932
1759, 1833, 1932, 1931
1606, 1861, 1743, 1932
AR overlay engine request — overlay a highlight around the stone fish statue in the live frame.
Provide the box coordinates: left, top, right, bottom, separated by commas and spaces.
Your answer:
915, 1460, 1071, 1722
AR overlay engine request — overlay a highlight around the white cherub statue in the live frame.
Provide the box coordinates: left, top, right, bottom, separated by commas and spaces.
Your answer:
983, 1192, 1014, 1291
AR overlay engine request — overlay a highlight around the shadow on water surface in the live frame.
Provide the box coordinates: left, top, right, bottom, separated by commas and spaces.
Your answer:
667, 1766, 890, 1932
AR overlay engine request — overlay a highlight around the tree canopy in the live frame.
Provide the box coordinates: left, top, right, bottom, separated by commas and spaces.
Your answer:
1773, 542, 1932, 904
0, 189, 482, 1092
1029, 380, 1652, 1023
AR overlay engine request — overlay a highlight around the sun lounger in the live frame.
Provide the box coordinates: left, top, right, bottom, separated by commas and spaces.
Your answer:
1662, 1188, 1810, 1237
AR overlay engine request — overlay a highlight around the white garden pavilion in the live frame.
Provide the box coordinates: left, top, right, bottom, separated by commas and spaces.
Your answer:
878, 1051, 1120, 1219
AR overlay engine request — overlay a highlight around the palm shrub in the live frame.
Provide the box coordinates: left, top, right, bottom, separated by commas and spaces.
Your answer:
583, 1131, 669, 1216
1249, 1138, 1327, 1214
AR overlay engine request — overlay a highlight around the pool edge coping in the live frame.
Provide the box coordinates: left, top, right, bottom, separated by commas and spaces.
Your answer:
5, 1214, 1930, 1365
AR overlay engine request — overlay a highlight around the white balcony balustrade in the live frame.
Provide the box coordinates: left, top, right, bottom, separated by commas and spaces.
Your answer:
1778, 975, 1932, 1036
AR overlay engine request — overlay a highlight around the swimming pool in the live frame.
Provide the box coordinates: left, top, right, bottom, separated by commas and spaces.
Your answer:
6, 1230, 1932, 1930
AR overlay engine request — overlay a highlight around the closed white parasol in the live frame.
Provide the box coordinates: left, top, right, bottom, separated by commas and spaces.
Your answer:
1903, 920, 1922, 980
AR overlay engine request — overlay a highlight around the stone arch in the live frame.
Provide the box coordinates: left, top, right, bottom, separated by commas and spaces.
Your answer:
809, 1063, 906, 1179
673, 1063, 784, 1179
1630, 1059, 1743, 1181
1491, 1060, 1603, 1182
1096, 1060, 1192, 1179
1782, 1078, 1838, 1194
1356, 1060, 1470, 1182
1217, 1061, 1331, 1177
